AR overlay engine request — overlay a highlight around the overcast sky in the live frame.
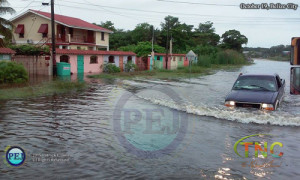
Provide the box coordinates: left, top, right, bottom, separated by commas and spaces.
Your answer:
3, 0, 300, 48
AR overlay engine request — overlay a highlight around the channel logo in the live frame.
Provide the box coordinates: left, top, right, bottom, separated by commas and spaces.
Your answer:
234, 134, 283, 158
113, 86, 188, 159
3, 146, 26, 167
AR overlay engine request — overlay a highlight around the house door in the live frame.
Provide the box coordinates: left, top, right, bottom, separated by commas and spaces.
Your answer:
142, 57, 148, 70
87, 30, 94, 43
61, 26, 66, 42
77, 55, 84, 73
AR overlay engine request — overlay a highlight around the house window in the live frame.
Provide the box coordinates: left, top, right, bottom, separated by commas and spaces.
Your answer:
90, 56, 98, 64
108, 56, 114, 63
101, 32, 105, 41
38, 24, 48, 38
127, 56, 132, 64
1, 55, 10, 60
77, 46, 81, 50
60, 55, 70, 63
15, 24, 24, 38
157, 56, 160, 61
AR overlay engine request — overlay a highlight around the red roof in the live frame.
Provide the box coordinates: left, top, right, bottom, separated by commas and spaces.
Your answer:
29, 9, 112, 33
0, 48, 15, 54
155, 53, 186, 56
56, 49, 135, 56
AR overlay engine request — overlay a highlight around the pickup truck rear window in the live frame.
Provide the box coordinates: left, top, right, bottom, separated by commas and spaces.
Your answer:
233, 76, 277, 92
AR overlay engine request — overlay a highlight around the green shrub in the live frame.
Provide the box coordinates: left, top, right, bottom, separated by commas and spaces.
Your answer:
157, 68, 172, 72
193, 45, 219, 57
0, 61, 28, 84
183, 65, 204, 73
177, 66, 185, 70
9, 44, 50, 55
197, 55, 213, 67
103, 63, 121, 73
124, 62, 137, 72
215, 50, 246, 65
196, 50, 246, 67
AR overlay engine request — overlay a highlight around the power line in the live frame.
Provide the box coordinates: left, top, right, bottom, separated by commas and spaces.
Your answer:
53, 3, 300, 24
156, 0, 237, 7
53, 4, 300, 26
51, 0, 299, 21
15, 0, 37, 14
25, 5, 47, 39
17, 0, 299, 27
82, 0, 142, 21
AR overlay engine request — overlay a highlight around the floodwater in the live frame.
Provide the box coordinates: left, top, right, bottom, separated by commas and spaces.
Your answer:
0, 59, 299, 179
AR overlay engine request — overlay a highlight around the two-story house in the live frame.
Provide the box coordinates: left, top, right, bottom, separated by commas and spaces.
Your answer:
10, 9, 113, 50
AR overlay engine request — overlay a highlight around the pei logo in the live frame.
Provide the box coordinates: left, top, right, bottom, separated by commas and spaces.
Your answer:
4, 146, 26, 167
113, 86, 188, 159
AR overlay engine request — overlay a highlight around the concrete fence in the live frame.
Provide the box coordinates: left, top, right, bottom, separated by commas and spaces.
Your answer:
13, 55, 52, 76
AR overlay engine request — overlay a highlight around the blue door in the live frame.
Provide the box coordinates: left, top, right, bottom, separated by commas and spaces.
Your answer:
77, 55, 84, 73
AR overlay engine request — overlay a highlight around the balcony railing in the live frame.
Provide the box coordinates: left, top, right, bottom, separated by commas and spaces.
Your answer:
56, 34, 95, 44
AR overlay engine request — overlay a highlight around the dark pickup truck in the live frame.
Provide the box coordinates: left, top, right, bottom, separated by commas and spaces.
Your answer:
225, 74, 285, 111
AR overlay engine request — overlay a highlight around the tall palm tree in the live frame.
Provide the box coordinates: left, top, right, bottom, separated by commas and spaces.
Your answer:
0, 0, 15, 46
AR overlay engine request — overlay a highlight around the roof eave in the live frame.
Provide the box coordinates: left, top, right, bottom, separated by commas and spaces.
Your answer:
10, 9, 31, 22
67, 26, 113, 33
10, 10, 113, 33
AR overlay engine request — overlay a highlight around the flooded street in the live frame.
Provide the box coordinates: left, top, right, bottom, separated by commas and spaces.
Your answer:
0, 59, 299, 179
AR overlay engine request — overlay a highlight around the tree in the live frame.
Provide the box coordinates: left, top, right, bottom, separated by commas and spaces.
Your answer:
194, 21, 220, 46
159, 15, 181, 50
220, 30, 248, 52
160, 16, 194, 53
131, 23, 153, 43
119, 41, 165, 57
109, 29, 133, 50
0, 0, 15, 46
94, 21, 116, 32
195, 21, 215, 34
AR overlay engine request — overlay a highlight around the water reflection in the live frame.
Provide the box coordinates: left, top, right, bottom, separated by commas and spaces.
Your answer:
0, 59, 299, 179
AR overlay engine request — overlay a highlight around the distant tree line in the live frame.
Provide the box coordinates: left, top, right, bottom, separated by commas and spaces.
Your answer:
244, 45, 290, 61
94, 16, 248, 57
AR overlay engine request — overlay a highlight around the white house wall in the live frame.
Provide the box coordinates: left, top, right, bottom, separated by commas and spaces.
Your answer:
103, 55, 120, 67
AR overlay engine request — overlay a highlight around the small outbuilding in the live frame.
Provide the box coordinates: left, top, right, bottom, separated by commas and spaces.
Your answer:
136, 53, 188, 71
186, 50, 198, 64
0, 48, 15, 61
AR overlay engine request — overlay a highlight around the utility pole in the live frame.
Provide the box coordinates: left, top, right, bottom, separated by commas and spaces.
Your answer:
51, 0, 56, 76
165, 19, 169, 69
151, 26, 154, 53
151, 25, 155, 69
